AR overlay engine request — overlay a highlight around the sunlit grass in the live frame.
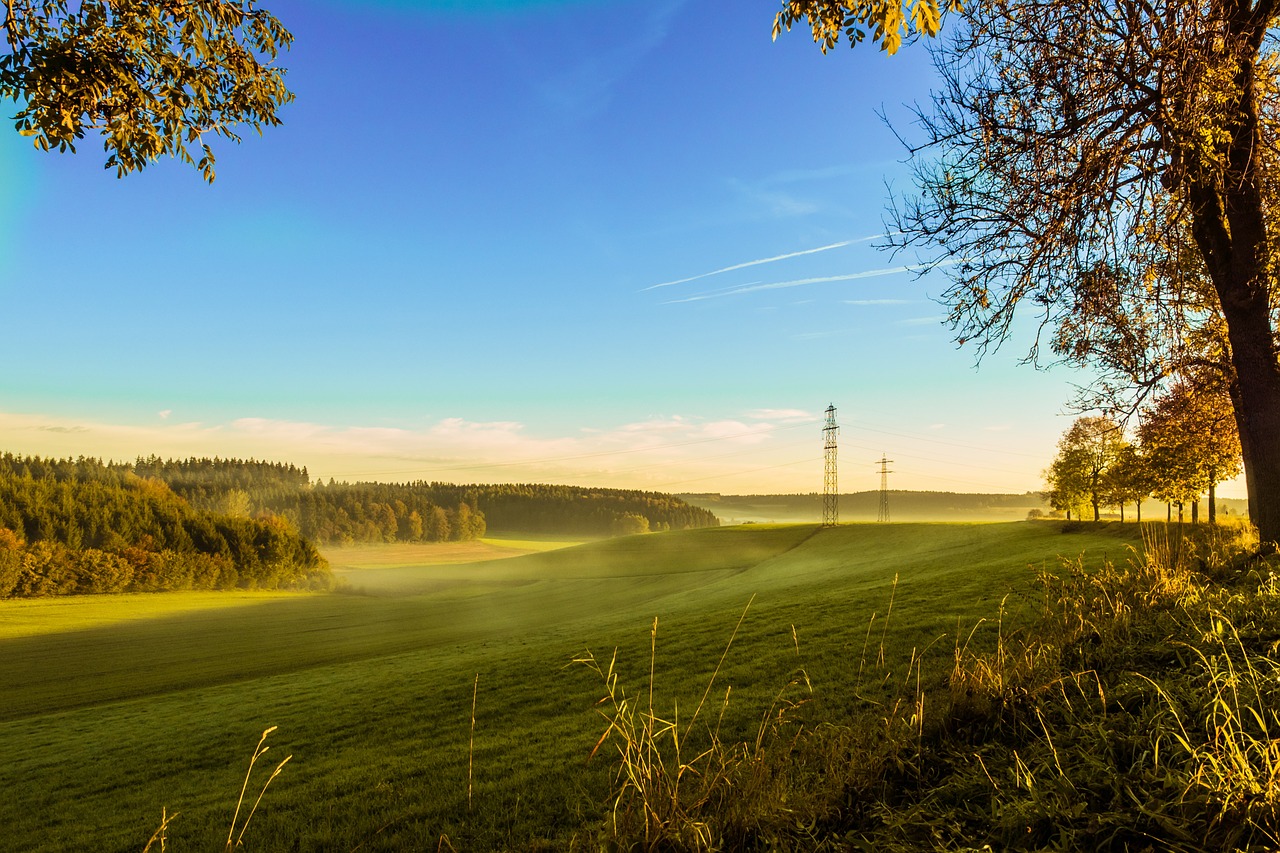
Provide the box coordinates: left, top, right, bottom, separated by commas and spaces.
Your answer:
0, 521, 1148, 850
321, 534, 585, 572
0, 590, 308, 640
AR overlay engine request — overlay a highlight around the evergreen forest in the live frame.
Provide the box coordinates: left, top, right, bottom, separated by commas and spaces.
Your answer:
0, 453, 720, 598
0, 454, 329, 597
129, 456, 719, 542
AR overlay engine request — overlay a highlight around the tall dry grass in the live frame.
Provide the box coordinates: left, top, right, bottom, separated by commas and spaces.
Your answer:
142, 726, 291, 853
578, 522, 1280, 851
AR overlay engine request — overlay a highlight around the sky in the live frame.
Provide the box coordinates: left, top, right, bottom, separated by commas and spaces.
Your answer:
1, 0, 1227, 497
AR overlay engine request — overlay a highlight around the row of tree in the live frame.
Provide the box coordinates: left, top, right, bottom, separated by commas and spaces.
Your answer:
412, 482, 719, 536
1045, 376, 1242, 523
252, 481, 718, 543
124, 459, 718, 541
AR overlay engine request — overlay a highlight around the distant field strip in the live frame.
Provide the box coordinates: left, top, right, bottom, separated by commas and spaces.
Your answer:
321, 535, 585, 572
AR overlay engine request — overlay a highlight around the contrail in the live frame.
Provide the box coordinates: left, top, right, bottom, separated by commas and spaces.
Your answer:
641, 234, 883, 291
662, 266, 915, 304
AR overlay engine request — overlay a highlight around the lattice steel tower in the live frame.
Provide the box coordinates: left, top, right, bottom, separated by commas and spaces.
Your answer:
876, 454, 894, 522
823, 404, 839, 527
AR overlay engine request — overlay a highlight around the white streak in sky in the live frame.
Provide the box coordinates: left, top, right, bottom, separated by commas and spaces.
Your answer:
662, 266, 914, 304
641, 234, 882, 291
662, 258, 961, 305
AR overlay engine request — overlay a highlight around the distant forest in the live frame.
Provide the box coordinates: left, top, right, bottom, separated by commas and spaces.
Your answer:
0, 454, 329, 597
130, 457, 719, 542
0, 453, 719, 598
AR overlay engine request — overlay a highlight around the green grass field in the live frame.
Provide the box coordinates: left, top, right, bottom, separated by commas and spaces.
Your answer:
0, 522, 1144, 851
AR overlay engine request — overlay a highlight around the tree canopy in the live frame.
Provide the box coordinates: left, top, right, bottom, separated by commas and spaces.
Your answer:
1045, 416, 1126, 522
1138, 378, 1242, 522
1, 0, 294, 180
773, 0, 962, 54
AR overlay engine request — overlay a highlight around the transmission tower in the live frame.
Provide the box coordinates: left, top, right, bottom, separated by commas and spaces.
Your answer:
876, 453, 894, 523
822, 404, 838, 527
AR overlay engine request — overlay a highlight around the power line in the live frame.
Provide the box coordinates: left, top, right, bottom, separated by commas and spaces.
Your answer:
647, 457, 819, 490
848, 421, 1046, 459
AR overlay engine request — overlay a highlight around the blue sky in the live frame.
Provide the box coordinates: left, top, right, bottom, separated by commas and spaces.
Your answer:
0, 0, 1190, 496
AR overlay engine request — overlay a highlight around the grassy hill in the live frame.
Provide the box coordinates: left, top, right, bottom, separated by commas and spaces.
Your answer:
0, 521, 1208, 851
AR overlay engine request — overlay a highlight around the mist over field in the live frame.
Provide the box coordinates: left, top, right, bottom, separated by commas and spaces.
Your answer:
681, 491, 1252, 524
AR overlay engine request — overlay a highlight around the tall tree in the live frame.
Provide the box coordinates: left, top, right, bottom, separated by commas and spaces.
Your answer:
1, 0, 293, 180
1103, 443, 1153, 523
775, 0, 1280, 543
1138, 378, 1243, 524
1045, 447, 1089, 520
1046, 416, 1127, 522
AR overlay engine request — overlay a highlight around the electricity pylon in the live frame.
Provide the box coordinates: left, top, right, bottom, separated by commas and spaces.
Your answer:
823, 404, 838, 527
876, 454, 893, 522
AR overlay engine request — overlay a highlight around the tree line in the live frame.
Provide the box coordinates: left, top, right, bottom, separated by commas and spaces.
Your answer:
1, 453, 719, 556
0, 453, 721, 596
413, 482, 719, 537
130, 458, 717, 541
1044, 377, 1242, 523
0, 454, 329, 598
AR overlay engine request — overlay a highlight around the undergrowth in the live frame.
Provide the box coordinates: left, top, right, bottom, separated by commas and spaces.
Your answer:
576, 523, 1280, 851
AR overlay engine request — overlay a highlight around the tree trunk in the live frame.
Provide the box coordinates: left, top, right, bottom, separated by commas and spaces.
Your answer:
1222, 335, 1280, 541
1092, 498, 1100, 522
1187, 17, 1280, 543
1167, 503, 1172, 523
1177, 502, 1184, 523
1209, 481, 1217, 525
1136, 501, 1141, 523
1192, 500, 1199, 524
1119, 503, 1125, 523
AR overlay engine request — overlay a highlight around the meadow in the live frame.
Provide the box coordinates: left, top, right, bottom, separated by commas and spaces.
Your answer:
0, 522, 1151, 850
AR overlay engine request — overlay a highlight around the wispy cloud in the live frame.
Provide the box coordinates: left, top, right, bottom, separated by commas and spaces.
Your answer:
642, 235, 881, 291
663, 265, 916, 304
791, 329, 847, 340
727, 179, 820, 218
0, 409, 810, 491
746, 408, 813, 423
896, 315, 946, 327
0, 408, 1050, 494
844, 298, 915, 306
